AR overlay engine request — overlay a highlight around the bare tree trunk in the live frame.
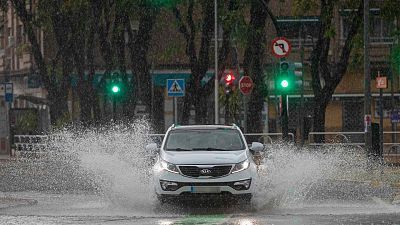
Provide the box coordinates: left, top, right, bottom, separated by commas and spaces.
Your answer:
310, 0, 363, 143
243, 0, 268, 133
128, 6, 157, 121
173, 0, 214, 124
86, 1, 101, 123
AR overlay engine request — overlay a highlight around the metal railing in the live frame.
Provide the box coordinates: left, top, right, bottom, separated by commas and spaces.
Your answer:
308, 131, 400, 156
12, 132, 400, 157
244, 133, 295, 144
308, 131, 365, 147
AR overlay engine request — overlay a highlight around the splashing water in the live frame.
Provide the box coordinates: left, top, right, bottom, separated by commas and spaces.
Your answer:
254, 142, 385, 209
45, 120, 157, 210
1, 121, 398, 215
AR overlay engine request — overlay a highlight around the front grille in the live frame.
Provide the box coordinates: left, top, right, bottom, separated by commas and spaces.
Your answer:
179, 165, 232, 178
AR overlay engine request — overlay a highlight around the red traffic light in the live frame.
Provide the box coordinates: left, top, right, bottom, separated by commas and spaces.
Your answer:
224, 73, 236, 84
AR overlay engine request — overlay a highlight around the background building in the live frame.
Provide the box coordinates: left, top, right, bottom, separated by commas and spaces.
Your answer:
0, 0, 398, 143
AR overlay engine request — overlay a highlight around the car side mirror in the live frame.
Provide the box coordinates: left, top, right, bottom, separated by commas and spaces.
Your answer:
146, 143, 159, 153
249, 142, 264, 152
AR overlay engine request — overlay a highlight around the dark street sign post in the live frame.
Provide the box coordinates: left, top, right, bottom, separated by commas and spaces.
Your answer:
376, 72, 387, 160
167, 79, 185, 124
271, 37, 291, 140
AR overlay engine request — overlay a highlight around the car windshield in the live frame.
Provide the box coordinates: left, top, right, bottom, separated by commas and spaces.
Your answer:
165, 129, 245, 151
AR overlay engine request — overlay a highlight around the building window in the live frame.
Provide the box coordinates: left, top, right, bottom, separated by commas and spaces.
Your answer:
277, 16, 320, 48
340, 8, 394, 43
370, 15, 393, 43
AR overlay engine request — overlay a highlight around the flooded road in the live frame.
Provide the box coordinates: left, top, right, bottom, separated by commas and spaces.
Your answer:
0, 185, 399, 225
1, 123, 399, 224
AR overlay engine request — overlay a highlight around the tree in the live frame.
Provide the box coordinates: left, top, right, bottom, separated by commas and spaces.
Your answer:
172, 0, 214, 124
125, 1, 158, 122
5, 0, 71, 125
218, 0, 247, 125
309, 0, 363, 142
243, 0, 268, 133
37, 0, 100, 126
92, 0, 158, 125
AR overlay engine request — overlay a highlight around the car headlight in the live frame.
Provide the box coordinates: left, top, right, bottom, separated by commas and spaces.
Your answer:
160, 159, 179, 174
231, 158, 250, 174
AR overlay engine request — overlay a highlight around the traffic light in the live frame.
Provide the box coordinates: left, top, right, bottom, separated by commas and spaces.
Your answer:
275, 61, 293, 93
293, 62, 303, 88
111, 84, 120, 93
108, 72, 123, 95
274, 61, 304, 94
221, 70, 237, 94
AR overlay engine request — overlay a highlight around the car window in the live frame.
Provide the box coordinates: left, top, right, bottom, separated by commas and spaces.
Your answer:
165, 129, 245, 151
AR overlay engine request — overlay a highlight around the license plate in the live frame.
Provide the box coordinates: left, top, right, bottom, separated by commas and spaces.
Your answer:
190, 186, 221, 193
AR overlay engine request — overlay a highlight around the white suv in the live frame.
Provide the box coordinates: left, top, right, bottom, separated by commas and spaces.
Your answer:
148, 124, 264, 203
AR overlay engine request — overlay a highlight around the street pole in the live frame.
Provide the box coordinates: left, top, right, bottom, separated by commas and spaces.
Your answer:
151, 62, 155, 123
112, 95, 116, 121
214, 0, 219, 124
378, 73, 384, 160
391, 66, 396, 143
299, 25, 305, 146
174, 97, 178, 124
281, 95, 289, 140
364, 0, 372, 154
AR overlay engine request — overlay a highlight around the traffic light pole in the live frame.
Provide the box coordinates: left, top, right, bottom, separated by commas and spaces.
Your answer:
281, 94, 289, 140
112, 95, 116, 121
225, 94, 230, 124
278, 59, 289, 141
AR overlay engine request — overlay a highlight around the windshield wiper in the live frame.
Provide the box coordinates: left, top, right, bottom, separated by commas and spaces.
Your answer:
166, 148, 192, 151
192, 148, 227, 151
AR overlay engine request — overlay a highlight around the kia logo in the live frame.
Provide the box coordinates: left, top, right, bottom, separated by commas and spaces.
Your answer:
200, 168, 212, 175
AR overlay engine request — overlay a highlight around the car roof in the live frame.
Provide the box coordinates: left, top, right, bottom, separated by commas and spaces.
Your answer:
170, 124, 238, 130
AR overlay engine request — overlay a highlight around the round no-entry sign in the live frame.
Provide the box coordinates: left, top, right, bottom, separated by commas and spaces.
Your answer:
239, 76, 254, 95
271, 37, 291, 58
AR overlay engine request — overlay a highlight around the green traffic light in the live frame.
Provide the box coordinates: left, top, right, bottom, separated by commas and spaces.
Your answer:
112, 85, 120, 93
281, 80, 289, 88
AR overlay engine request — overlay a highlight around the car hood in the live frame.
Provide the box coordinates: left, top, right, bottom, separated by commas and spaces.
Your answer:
160, 150, 248, 165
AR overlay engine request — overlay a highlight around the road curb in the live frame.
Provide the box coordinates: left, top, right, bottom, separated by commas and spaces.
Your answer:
0, 197, 38, 209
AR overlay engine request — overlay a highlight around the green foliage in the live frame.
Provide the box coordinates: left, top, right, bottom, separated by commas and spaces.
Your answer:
381, 0, 400, 21
292, 0, 318, 15
220, 0, 248, 48
54, 112, 72, 129
158, 44, 182, 61
348, 33, 364, 71
219, 86, 240, 123
15, 43, 31, 57
148, 0, 182, 9
14, 110, 39, 134
324, 25, 336, 39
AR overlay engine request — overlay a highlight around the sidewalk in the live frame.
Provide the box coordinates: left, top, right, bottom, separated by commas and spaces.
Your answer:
0, 155, 11, 161
0, 196, 37, 209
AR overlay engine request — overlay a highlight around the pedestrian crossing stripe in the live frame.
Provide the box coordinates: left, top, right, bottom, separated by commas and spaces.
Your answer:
169, 80, 183, 93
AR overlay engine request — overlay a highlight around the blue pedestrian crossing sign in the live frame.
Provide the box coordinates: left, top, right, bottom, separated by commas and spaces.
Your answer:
167, 79, 185, 97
